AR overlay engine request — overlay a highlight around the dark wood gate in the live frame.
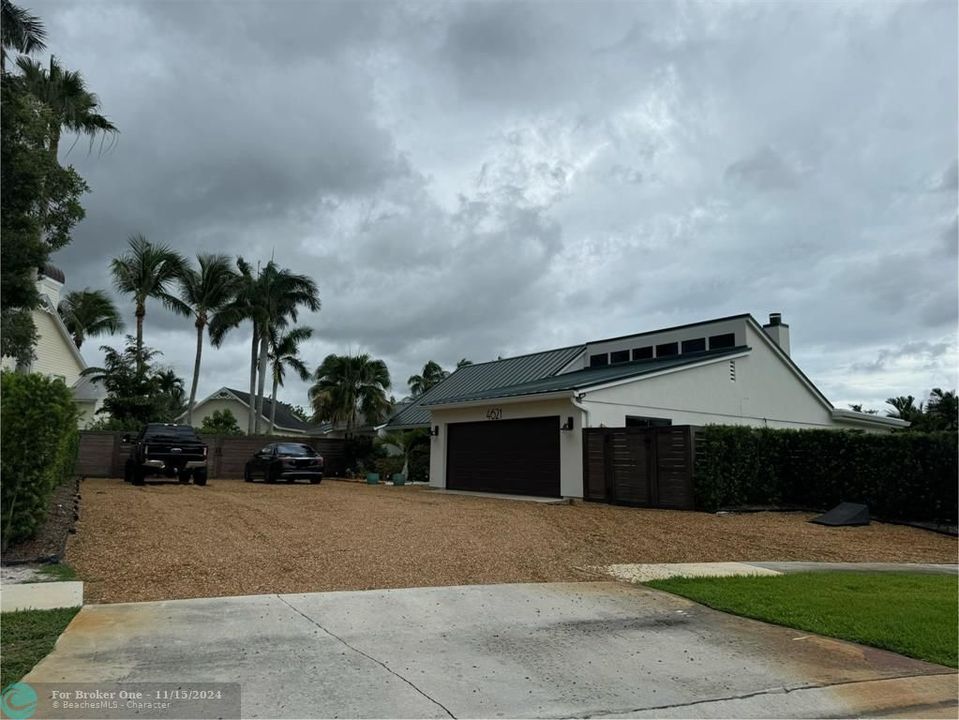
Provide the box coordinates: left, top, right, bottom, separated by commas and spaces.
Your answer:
583, 426, 696, 509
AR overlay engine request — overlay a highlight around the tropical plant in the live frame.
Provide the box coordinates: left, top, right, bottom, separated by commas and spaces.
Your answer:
378, 428, 429, 477
198, 408, 243, 436
209, 257, 259, 433
110, 234, 187, 373
209, 259, 320, 434
1, 0, 45, 75
848, 403, 878, 416
250, 263, 320, 432
177, 254, 238, 424
926, 388, 958, 432
408, 360, 448, 397
15, 55, 117, 159
310, 353, 391, 432
56, 288, 123, 348
1, 77, 87, 364
267, 326, 312, 433
885, 395, 923, 424
82, 337, 186, 426
456, 358, 473, 368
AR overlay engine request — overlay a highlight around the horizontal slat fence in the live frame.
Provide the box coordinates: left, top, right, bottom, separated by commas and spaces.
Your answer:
77, 431, 347, 479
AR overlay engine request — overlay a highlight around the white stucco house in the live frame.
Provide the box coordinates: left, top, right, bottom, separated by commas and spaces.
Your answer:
183, 386, 331, 436
0, 266, 105, 427
386, 312, 908, 499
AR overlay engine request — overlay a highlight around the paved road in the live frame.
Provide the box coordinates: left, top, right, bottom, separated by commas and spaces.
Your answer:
26, 582, 957, 718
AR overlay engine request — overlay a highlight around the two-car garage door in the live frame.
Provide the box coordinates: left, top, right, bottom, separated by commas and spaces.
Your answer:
446, 416, 560, 498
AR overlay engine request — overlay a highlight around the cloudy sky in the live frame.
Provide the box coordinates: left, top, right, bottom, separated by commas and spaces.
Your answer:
33, 0, 958, 413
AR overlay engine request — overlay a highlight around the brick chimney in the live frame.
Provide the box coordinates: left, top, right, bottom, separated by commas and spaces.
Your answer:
762, 312, 790, 356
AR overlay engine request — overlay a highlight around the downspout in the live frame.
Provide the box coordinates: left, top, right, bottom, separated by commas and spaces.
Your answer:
570, 392, 590, 428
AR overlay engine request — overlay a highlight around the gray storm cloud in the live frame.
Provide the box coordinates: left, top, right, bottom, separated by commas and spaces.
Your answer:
31, 0, 958, 410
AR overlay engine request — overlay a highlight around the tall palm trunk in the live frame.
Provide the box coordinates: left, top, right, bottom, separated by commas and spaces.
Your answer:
255, 333, 269, 434
187, 318, 204, 425
247, 325, 258, 434
49, 124, 60, 162
269, 374, 279, 433
135, 300, 145, 376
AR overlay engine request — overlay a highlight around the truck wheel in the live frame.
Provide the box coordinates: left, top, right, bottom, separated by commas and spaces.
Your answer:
132, 467, 145, 486
193, 470, 207, 486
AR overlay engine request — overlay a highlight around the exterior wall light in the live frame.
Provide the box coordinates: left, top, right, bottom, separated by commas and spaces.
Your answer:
430, 425, 440, 437
560, 417, 574, 431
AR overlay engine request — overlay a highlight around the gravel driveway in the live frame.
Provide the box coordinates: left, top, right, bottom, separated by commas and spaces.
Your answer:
69, 477, 957, 604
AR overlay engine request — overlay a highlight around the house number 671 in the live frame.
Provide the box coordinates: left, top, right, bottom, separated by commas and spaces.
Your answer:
486, 408, 503, 420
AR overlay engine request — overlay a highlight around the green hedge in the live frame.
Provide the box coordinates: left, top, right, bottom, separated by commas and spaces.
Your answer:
694, 426, 958, 523
1, 372, 79, 549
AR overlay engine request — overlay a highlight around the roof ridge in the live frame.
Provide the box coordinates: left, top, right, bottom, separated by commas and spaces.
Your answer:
448, 343, 586, 371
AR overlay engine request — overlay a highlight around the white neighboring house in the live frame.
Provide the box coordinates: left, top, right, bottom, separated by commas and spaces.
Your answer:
386, 312, 908, 499
183, 386, 331, 436
0, 266, 106, 427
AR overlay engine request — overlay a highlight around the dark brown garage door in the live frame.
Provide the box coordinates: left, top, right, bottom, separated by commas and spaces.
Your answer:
446, 416, 561, 497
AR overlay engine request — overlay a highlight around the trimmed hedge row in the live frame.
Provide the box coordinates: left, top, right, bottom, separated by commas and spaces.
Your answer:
1, 372, 79, 549
694, 426, 958, 523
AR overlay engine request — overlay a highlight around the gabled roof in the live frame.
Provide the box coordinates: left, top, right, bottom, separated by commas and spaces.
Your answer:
185, 387, 327, 433
423, 347, 749, 406
386, 344, 586, 428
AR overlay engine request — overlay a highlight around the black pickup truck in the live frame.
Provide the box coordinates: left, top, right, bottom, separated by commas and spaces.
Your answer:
123, 424, 209, 486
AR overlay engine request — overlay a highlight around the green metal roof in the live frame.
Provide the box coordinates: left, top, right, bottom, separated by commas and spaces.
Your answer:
385, 344, 585, 428
422, 347, 749, 406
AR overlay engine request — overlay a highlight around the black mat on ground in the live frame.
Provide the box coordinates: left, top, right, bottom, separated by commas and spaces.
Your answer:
810, 502, 870, 526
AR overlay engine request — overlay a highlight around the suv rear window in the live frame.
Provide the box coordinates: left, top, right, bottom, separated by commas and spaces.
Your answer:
275, 443, 315, 456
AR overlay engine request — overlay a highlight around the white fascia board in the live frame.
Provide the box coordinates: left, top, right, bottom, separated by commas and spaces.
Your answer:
574, 351, 751, 398
831, 409, 910, 428
426, 390, 572, 410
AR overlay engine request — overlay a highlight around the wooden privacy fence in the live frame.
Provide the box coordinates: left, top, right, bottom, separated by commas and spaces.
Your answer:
583, 426, 697, 509
76, 431, 348, 479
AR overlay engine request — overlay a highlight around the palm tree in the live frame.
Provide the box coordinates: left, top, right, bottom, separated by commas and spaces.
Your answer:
57, 288, 123, 349
209, 257, 259, 433
209, 259, 319, 434
408, 360, 448, 397
251, 263, 320, 433
110, 234, 188, 374
885, 395, 922, 423
310, 353, 391, 433
177, 254, 238, 424
1, 0, 45, 74
926, 388, 958, 431
456, 358, 473, 369
267, 326, 312, 433
15, 55, 117, 159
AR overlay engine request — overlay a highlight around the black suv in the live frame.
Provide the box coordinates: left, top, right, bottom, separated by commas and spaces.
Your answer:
123, 424, 209, 486
244, 442, 324, 484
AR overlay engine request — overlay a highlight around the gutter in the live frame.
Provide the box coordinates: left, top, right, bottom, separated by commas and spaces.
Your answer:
425, 390, 573, 410
831, 409, 910, 428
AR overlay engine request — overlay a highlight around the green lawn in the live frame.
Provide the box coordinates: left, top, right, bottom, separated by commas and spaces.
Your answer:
35, 563, 78, 582
648, 572, 958, 668
1, 607, 80, 688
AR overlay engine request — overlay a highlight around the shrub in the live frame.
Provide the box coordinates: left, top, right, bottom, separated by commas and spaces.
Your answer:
407, 444, 430, 483
374, 456, 404, 479
694, 426, 958, 523
198, 409, 243, 436
1, 372, 79, 549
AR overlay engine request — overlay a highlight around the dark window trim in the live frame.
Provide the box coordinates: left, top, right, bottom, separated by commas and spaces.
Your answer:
655, 342, 679, 357
609, 349, 630, 364
681, 338, 706, 353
